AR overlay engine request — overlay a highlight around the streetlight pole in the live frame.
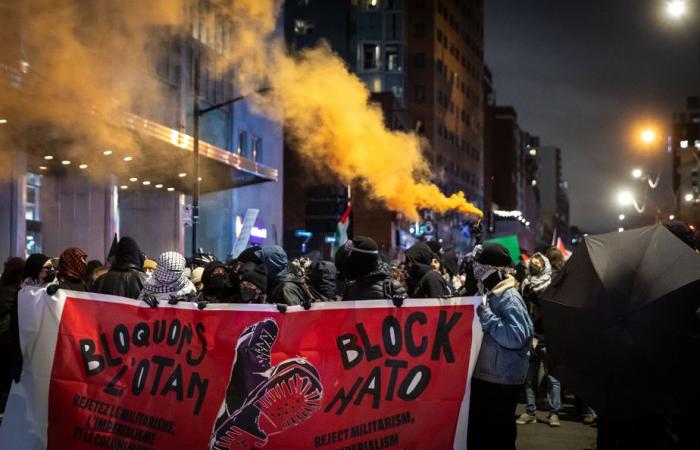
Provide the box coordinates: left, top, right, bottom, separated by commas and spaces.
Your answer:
190, 58, 271, 256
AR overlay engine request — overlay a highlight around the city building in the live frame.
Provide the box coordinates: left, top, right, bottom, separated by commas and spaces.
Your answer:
672, 95, 700, 226
538, 145, 570, 247
484, 105, 538, 252
0, 0, 283, 262
284, 0, 485, 253
405, 0, 485, 250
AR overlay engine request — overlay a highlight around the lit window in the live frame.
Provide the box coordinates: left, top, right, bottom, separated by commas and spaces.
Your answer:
680, 140, 689, 149
294, 19, 315, 35
385, 45, 402, 71
361, 43, 380, 70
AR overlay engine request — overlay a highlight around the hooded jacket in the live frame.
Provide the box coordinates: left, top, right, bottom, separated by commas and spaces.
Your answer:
474, 276, 534, 385
258, 246, 305, 306
520, 253, 552, 340
405, 243, 449, 298
343, 262, 396, 301
309, 261, 338, 300
92, 237, 148, 299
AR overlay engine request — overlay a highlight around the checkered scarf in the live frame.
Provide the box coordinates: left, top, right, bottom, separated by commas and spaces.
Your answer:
59, 247, 87, 282
141, 251, 193, 295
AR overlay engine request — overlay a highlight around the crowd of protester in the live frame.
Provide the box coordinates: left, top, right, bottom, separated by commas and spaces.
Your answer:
1, 220, 698, 449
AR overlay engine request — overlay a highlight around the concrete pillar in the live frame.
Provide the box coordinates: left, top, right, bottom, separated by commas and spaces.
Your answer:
0, 149, 26, 260
118, 190, 185, 260
40, 174, 114, 260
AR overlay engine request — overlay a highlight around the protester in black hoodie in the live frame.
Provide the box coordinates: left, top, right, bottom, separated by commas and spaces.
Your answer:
92, 237, 148, 299
341, 237, 407, 304
0, 257, 24, 412
198, 261, 231, 304
405, 243, 450, 298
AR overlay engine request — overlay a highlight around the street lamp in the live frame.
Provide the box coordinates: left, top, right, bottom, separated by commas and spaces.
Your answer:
666, 0, 688, 19
641, 129, 656, 144
617, 189, 646, 213
684, 192, 695, 202
619, 214, 626, 221
617, 190, 635, 206
191, 59, 272, 256
631, 168, 643, 179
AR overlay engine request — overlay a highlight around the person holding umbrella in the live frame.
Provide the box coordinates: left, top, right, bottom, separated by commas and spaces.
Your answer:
467, 243, 534, 450
540, 224, 700, 449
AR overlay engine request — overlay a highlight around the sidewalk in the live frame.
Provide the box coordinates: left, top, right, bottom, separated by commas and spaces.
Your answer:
515, 404, 598, 450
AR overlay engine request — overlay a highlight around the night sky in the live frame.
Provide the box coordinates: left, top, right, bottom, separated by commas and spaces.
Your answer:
486, 0, 699, 232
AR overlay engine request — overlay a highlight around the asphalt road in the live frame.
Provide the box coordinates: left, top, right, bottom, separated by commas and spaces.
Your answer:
515, 403, 598, 450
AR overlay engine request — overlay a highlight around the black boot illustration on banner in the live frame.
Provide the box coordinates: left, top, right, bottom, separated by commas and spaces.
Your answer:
210, 318, 323, 450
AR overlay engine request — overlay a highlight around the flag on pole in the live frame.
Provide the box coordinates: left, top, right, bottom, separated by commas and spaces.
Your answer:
556, 237, 572, 259
332, 203, 352, 257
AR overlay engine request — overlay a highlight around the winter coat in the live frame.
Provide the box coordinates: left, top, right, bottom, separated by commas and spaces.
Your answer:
92, 237, 147, 299
58, 279, 89, 292
521, 253, 552, 340
474, 276, 534, 385
309, 261, 338, 300
0, 283, 20, 346
259, 246, 307, 306
343, 263, 396, 301
92, 263, 148, 299
269, 275, 305, 306
410, 264, 449, 298
406, 244, 450, 298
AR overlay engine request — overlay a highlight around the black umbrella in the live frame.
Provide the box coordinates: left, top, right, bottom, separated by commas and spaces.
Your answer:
540, 224, 700, 420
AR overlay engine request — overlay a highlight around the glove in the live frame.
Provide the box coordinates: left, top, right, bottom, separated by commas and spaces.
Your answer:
301, 298, 312, 311
168, 295, 180, 305
276, 303, 287, 313
390, 280, 407, 308
46, 284, 59, 296
142, 294, 159, 308
197, 300, 208, 310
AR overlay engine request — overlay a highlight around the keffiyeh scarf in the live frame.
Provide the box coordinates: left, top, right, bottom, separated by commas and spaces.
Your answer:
59, 247, 87, 281
141, 252, 194, 295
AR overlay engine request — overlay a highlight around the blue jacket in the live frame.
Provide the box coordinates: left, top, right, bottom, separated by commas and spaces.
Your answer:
473, 276, 534, 385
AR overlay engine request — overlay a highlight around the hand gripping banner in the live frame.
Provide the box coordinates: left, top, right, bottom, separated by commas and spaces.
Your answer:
0, 288, 483, 450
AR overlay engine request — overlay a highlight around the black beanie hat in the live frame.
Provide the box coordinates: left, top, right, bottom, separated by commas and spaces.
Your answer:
346, 236, 379, 279
238, 246, 263, 265
425, 240, 443, 258
240, 263, 268, 293
476, 243, 512, 268
23, 253, 49, 281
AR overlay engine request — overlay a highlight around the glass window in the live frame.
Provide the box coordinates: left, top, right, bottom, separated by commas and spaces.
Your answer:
358, 12, 382, 39
385, 13, 403, 40
361, 43, 380, 70
252, 136, 263, 162
385, 45, 402, 71
25, 173, 41, 222
238, 130, 248, 157
361, 0, 380, 9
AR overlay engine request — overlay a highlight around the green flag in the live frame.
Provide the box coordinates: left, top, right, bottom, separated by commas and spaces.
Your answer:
485, 235, 521, 264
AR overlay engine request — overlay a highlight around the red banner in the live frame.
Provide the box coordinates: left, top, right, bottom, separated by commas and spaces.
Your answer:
1, 291, 480, 450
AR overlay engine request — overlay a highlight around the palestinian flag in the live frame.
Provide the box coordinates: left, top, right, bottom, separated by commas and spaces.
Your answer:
332, 203, 352, 257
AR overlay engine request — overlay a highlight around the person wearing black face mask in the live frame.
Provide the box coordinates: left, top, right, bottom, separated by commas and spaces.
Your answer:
405, 243, 450, 298
239, 264, 268, 304
199, 261, 231, 304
